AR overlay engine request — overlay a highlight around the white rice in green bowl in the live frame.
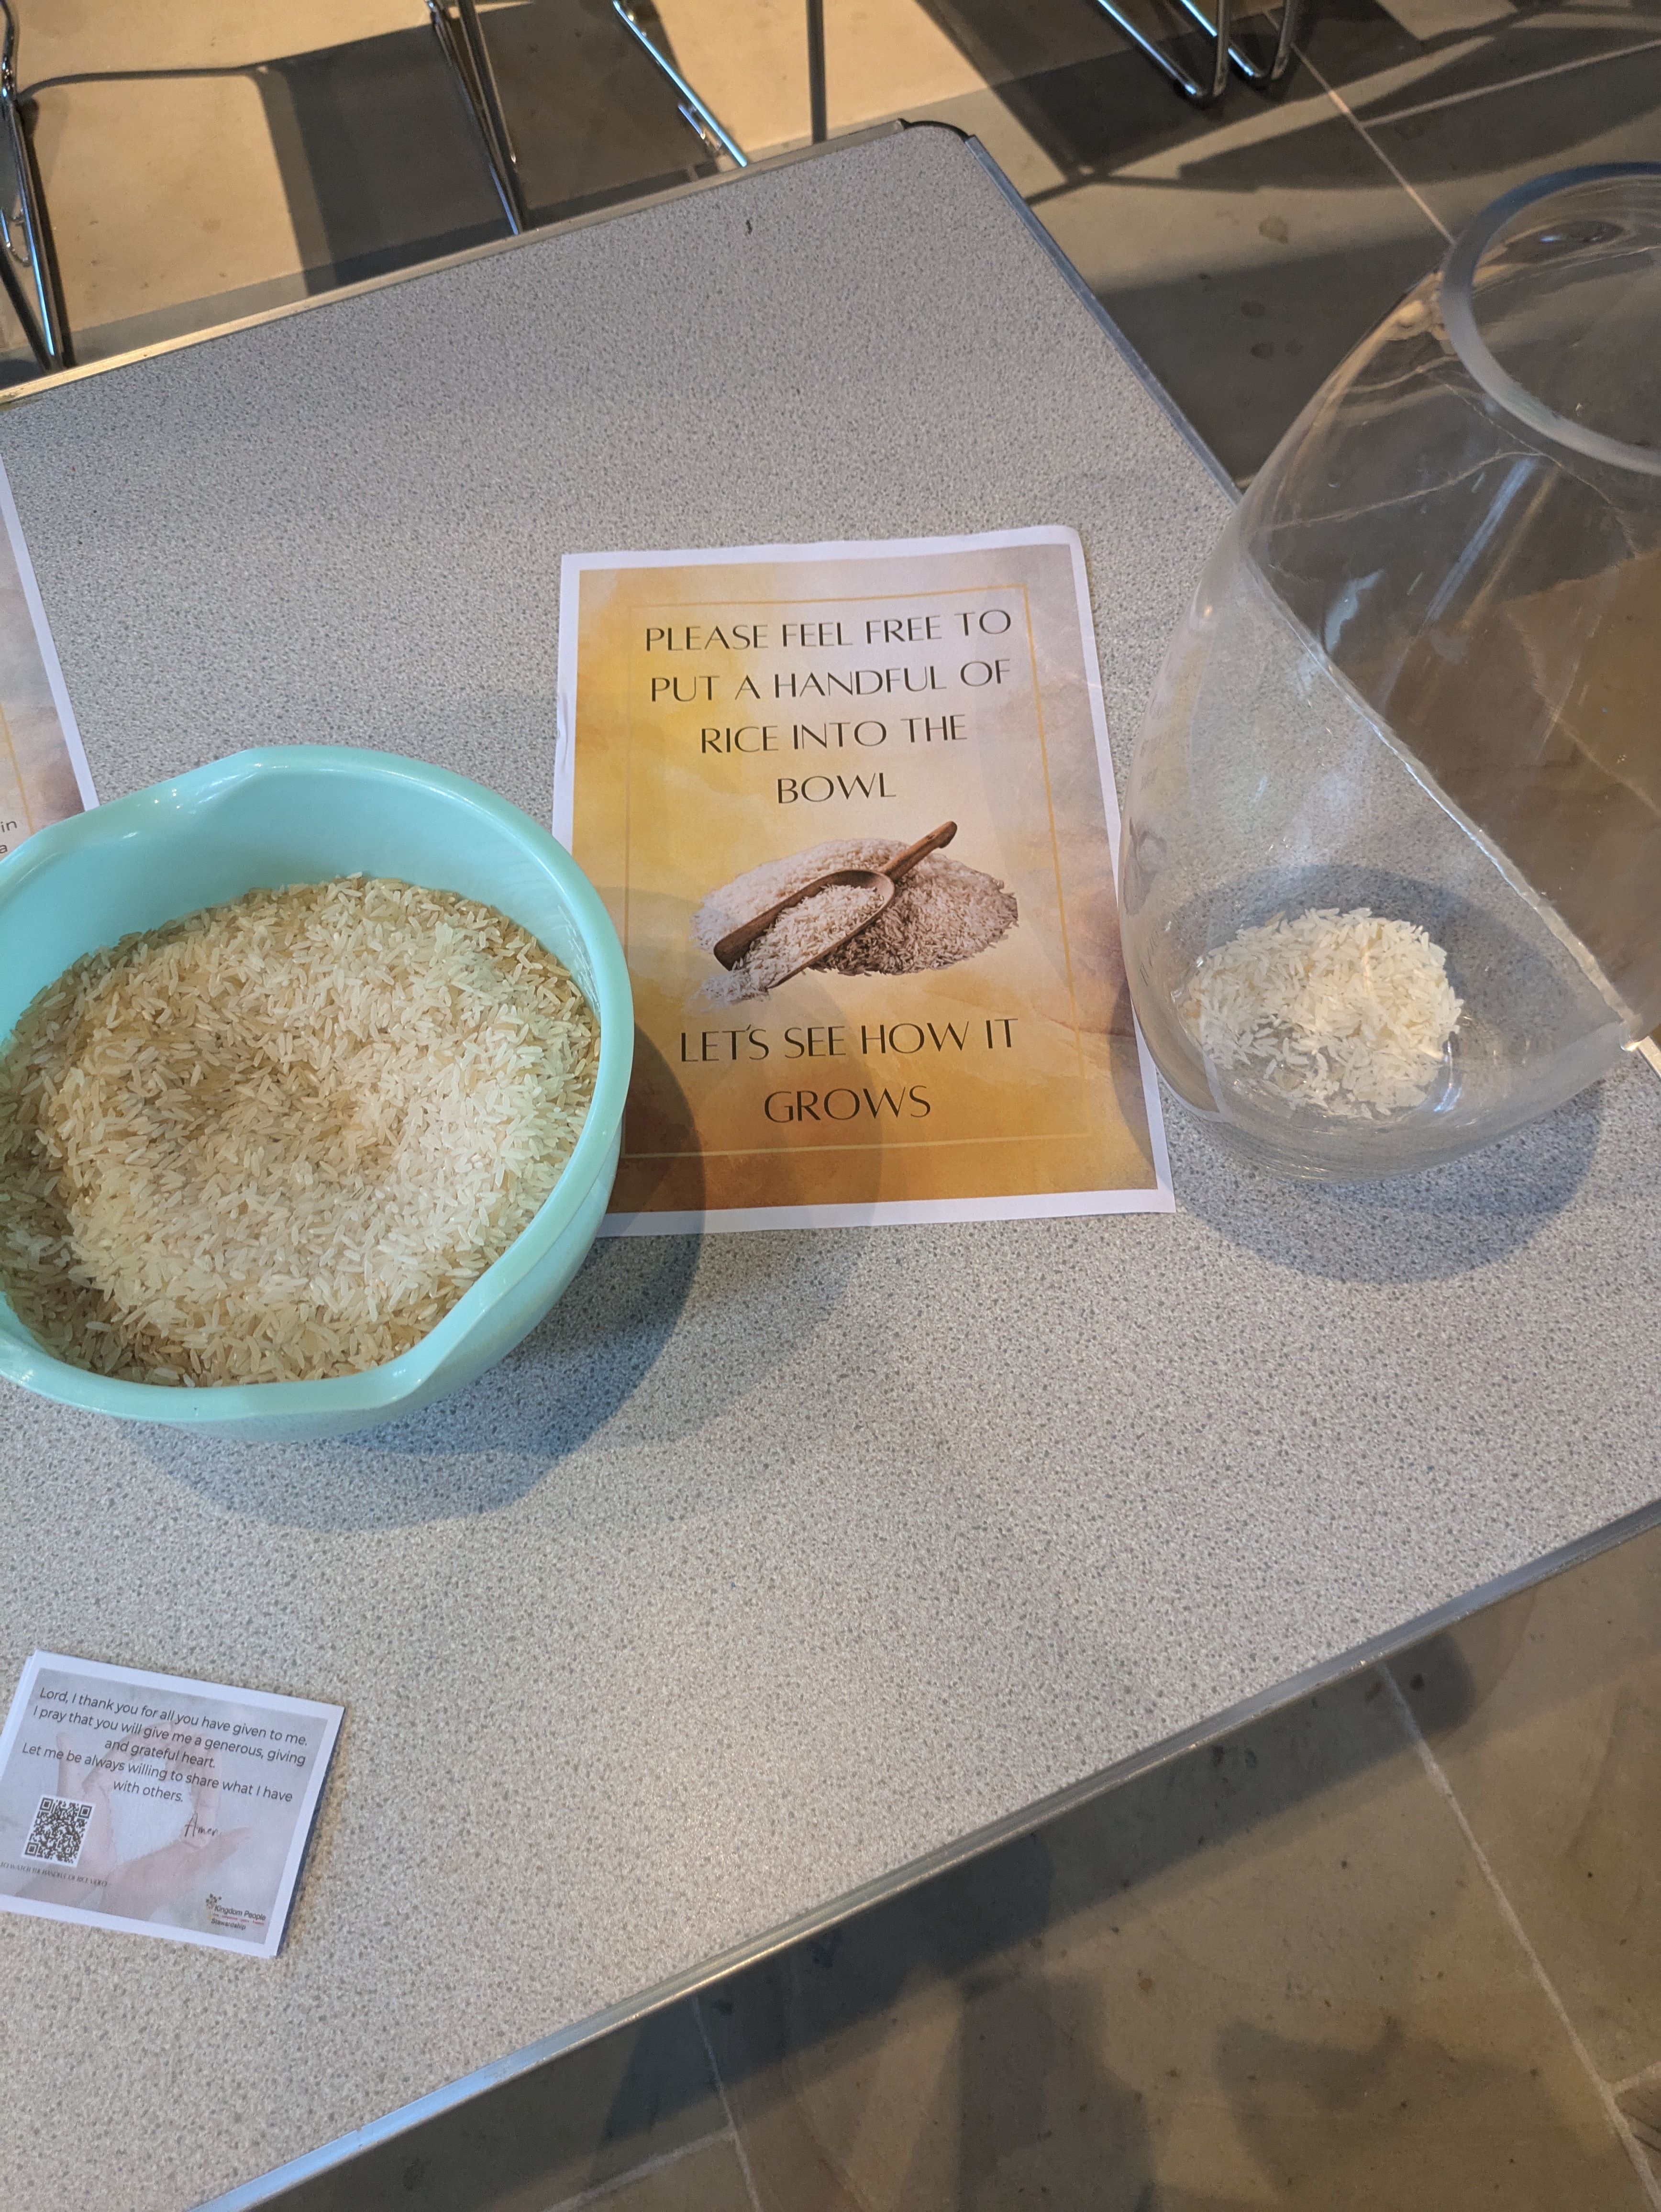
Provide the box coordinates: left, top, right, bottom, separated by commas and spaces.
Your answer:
0, 875, 599, 1385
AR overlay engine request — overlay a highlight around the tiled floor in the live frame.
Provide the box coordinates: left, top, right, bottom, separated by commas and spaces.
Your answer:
276, 1515, 1661, 2208
9, 0, 1661, 481
11, 4, 1660, 2204
903, 0, 1661, 476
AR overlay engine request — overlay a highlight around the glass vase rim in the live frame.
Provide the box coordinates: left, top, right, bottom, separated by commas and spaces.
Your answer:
1440, 161, 1661, 481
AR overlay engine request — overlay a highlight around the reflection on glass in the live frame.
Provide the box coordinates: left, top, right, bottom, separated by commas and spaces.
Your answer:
1122, 164, 1661, 1181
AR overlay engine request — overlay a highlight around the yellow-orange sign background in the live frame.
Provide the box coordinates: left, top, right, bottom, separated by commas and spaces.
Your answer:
567, 537, 1160, 1218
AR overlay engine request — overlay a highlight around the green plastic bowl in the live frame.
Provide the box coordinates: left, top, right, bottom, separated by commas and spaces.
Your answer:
0, 745, 633, 1441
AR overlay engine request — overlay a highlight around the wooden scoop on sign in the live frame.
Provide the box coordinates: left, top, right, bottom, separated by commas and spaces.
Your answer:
712, 821, 959, 977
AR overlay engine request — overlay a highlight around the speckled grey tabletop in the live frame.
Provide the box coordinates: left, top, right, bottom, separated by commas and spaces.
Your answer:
1, 127, 1658, 2212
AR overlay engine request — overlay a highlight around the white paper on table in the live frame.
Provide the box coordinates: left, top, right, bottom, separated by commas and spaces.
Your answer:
0, 455, 95, 861
554, 527, 1174, 1231
0, 1652, 341, 1958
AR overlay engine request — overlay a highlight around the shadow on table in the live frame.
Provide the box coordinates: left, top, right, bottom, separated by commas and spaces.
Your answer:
131, 1234, 698, 1530
136, 1219, 874, 1530
1168, 1075, 1601, 1282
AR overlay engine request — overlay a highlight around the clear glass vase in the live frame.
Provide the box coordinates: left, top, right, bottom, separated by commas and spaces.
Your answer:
1121, 164, 1661, 1181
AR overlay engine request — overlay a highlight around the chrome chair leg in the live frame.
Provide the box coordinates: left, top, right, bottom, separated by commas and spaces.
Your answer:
427, 0, 531, 234
807, 0, 827, 144
611, 1, 747, 168
1201, 0, 1305, 86
1083, 0, 1232, 106
0, 0, 71, 371
1083, 0, 1303, 105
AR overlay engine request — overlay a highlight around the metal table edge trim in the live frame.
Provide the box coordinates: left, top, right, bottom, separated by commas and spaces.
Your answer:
194, 1486, 1661, 2210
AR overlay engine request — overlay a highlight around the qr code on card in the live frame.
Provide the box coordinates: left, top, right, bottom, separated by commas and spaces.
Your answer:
23, 1794, 94, 1866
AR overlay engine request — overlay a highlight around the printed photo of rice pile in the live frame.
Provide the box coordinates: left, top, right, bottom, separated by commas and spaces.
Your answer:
692, 834, 1019, 1005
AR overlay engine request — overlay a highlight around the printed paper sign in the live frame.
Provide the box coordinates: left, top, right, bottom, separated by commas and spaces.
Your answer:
555, 528, 1172, 1230
0, 458, 95, 859
0, 1652, 341, 1957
